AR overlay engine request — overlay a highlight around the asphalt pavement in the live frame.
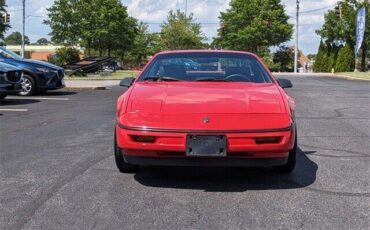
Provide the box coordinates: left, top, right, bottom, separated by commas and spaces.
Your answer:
0, 75, 369, 229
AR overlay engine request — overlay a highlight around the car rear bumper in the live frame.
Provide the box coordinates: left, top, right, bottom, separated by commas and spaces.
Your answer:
123, 155, 288, 167
116, 123, 296, 166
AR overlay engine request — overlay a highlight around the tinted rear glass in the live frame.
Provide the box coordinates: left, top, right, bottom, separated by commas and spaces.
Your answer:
139, 52, 273, 83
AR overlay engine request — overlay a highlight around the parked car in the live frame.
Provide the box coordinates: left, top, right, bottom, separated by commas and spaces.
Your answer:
0, 47, 65, 95
0, 62, 22, 101
168, 58, 201, 70
115, 50, 297, 173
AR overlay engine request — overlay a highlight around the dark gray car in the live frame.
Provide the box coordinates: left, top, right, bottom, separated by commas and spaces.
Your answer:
0, 62, 22, 101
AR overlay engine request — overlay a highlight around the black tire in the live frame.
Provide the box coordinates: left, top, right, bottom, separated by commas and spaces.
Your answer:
273, 129, 297, 173
114, 131, 138, 173
38, 89, 48, 94
0, 94, 6, 102
19, 74, 36, 96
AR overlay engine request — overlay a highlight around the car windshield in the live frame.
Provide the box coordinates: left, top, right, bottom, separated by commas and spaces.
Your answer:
139, 52, 273, 83
0, 47, 22, 59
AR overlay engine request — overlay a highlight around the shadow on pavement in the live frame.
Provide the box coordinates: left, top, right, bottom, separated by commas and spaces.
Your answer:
134, 147, 317, 192
40, 90, 77, 96
0, 98, 40, 106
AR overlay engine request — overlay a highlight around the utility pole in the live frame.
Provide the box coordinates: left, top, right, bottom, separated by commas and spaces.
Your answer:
21, 0, 25, 58
185, 0, 188, 17
294, 0, 299, 73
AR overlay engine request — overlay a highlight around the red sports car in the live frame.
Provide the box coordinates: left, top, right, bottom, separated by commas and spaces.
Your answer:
115, 50, 297, 173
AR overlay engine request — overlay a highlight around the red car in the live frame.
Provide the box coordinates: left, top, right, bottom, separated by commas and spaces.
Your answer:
115, 50, 297, 173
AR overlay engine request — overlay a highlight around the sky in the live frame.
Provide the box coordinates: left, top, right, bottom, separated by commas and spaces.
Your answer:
5, 0, 340, 55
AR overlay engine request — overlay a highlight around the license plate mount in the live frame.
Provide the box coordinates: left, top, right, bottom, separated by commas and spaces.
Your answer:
186, 135, 227, 157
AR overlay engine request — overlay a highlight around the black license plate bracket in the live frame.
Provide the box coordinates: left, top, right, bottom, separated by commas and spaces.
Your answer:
186, 135, 227, 157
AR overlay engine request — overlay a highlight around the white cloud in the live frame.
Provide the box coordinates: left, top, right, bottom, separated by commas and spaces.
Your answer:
5, 0, 341, 54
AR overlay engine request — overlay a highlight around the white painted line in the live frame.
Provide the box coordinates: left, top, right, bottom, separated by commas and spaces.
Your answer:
7, 96, 69, 101
0, 108, 28, 112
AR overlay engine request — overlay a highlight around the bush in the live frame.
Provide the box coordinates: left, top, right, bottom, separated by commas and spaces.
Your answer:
49, 47, 80, 66
335, 45, 354, 72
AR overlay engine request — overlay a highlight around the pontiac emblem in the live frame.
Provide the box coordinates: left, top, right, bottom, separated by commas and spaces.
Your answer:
203, 117, 210, 124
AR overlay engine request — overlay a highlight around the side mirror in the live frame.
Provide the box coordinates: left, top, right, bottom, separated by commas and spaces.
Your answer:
119, 77, 134, 87
277, 78, 293, 89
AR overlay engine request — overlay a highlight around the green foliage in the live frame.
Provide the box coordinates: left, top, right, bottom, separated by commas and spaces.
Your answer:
0, 0, 9, 39
160, 10, 206, 50
335, 45, 355, 72
314, 41, 330, 72
314, 41, 345, 72
316, 0, 369, 71
35, 38, 50, 45
214, 0, 293, 54
44, 0, 136, 57
50, 47, 80, 66
4, 32, 30, 45
273, 46, 294, 72
127, 23, 163, 67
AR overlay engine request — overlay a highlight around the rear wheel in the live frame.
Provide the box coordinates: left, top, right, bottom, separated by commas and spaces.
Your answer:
114, 131, 138, 173
273, 130, 297, 173
19, 75, 36, 96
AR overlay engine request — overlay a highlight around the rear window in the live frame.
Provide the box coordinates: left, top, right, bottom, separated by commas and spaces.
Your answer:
139, 52, 273, 83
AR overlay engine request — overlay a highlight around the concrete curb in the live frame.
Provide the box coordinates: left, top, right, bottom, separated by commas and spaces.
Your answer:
332, 74, 370, 81
64, 80, 120, 90
272, 72, 370, 81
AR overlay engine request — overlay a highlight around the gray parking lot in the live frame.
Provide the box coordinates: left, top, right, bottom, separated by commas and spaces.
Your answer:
0, 75, 369, 229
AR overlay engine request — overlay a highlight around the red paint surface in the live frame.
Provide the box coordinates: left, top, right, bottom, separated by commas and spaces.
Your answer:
116, 50, 295, 159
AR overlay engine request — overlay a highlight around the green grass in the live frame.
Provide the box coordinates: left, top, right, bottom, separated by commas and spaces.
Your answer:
65, 70, 139, 80
335, 72, 370, 80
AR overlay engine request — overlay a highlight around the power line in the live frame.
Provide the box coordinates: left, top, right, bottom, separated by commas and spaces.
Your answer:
300, 3, 337, 14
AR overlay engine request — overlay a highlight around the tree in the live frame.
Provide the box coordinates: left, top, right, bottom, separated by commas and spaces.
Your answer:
0, 0, 10, 40
273, 46, 294, 72
213, 0, 293, 54
313, 41, 327, 72
44, 0, 80, 45
317, 0, 369, 71
44, 0, 136, 57
160, 10, 206, 50
49, 47, 80, 66
4, 32, 30, 45
335, 45, 355, 72
129, 23, 161, 67
35, 38, 50, 45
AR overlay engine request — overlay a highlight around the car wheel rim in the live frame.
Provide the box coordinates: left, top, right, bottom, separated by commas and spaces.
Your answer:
20, 78, 32, 95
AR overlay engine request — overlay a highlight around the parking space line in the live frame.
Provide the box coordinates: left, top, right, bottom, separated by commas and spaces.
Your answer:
7, 96, 69, 101
0, 108, 28, 112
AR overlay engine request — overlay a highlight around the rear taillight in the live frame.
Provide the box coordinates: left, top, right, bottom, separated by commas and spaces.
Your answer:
255, 137, 281, 144
130, 135, 156, 143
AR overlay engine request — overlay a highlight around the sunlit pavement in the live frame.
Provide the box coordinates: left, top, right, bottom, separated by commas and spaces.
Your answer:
0, 76, 369, 229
